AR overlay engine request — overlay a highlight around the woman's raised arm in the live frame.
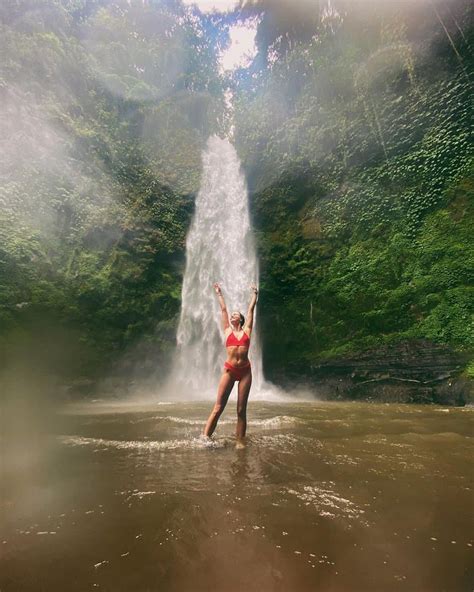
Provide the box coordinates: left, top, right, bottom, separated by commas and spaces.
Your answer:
244, 285, 258, 333
213, 283, 230, 331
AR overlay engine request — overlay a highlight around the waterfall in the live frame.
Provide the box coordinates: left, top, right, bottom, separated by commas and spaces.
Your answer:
169, 135, 264, 398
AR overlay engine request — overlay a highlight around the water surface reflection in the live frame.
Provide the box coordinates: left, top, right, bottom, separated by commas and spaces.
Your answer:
2, 401, 473, 591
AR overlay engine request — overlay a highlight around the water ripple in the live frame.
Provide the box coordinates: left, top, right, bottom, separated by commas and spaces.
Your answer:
58, 435, 228, 451
286, 484, 369, 525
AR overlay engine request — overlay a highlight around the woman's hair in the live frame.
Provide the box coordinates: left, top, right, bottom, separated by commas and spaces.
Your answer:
231, 310, 245, 327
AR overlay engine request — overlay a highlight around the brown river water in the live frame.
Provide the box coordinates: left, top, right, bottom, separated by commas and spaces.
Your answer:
1, 400, 473, 591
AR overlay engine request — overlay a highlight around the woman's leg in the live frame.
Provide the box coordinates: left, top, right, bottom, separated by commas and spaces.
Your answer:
236, 371, 252, 441
203, 370, 235, 437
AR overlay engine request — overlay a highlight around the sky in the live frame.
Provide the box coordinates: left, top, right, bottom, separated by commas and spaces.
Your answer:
182, 0, 239, 12
182, 0, 258, 71
220, 21, 258, 71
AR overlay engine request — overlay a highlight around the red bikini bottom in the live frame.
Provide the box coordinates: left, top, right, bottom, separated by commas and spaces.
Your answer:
224, 361, 251, 381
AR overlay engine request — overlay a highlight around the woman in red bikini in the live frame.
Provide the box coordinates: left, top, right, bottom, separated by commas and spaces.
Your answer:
203, 282, 258, 445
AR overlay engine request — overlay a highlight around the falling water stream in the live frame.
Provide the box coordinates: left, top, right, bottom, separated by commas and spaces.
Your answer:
171, 135, 264, 397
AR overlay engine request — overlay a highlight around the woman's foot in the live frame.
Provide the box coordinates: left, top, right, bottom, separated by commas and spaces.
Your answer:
199, 434, 215, 447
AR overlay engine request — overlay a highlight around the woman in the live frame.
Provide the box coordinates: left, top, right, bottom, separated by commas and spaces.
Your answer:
203, 283, 258, 446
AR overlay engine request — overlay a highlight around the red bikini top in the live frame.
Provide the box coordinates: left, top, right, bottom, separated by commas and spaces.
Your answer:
226, 330, 250, 348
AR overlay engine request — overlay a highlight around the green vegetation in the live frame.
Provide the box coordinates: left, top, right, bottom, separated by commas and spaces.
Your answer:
233, 0, 474, 376
1, 0, 472, 390
0, 0, 224, 379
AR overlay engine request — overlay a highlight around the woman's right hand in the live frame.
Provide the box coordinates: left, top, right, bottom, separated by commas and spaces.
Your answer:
213, 282, 222, 295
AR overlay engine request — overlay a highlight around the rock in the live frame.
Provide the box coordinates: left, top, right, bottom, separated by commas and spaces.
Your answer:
271, 340, 472, 405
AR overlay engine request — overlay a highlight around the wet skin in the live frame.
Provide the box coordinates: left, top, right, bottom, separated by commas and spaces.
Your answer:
204, 322, 251, 440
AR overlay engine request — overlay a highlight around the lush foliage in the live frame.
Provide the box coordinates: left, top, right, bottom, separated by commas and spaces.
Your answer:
1, 0, 472, 387
0, 0, 224, 379
233, 0, 474, 374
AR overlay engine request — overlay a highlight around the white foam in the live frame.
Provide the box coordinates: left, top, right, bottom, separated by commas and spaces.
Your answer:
124, 491, 156, 498
59, 423, 304, 454
58, 435, 228, 451
286, 485, 368, 525
131, 415, 203, 425
59, 401, 175, 416
254, 434, 301, 450
251, 416, 301, 427
132, 414, 300, 427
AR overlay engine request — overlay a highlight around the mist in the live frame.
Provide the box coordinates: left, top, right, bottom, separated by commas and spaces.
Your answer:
1, 2, 473, 590
1, 0, 472, 403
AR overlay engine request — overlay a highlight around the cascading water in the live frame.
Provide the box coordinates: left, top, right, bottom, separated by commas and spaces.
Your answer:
170, 135, 264, 398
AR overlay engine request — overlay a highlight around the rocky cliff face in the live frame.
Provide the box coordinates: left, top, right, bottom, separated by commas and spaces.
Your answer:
270, 340, 472, 406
